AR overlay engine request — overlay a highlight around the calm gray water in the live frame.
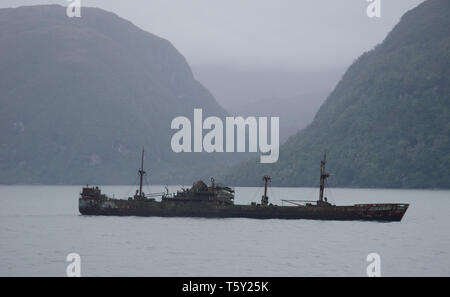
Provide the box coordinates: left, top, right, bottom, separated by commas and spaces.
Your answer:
0, 185, 449, 276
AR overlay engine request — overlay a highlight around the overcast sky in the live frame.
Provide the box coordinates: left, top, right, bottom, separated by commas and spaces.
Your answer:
1, 0, 426, 108
1, 0, 424, 70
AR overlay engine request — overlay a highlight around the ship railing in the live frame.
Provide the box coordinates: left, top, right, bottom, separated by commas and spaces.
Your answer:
145, 192, 165, 198
281, 199, 317, 206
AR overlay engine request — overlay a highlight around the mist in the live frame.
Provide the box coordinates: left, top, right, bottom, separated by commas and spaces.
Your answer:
0, 0, 424, 108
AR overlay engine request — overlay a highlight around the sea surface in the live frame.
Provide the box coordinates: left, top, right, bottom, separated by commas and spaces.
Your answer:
0, 185, 449, 277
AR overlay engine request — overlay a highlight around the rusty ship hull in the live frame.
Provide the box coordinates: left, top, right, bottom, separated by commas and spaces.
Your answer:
79, 197, 408, 222
78, 150, 409, 222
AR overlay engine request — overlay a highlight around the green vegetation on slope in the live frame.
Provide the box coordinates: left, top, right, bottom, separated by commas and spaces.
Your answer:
0, 5, 231, 184
222, 0, 450, 188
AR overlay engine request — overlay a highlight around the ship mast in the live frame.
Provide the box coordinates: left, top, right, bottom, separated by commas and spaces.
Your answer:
319, 152, 330, 204
138, 147, 146, 198
210, 177, 215, 194
262, 175, 271, 206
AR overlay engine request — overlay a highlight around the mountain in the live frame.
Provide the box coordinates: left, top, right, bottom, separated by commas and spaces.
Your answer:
227, 92, 328, 143
0, 5, 231, 184
222, 0, 450, 189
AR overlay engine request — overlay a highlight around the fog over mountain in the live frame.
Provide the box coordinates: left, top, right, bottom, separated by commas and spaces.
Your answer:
0, 0, 438, 187
1, 0, 424, 111
0, 5, 235, 184
222, 0, 450, 189
227, 92, 329, 144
